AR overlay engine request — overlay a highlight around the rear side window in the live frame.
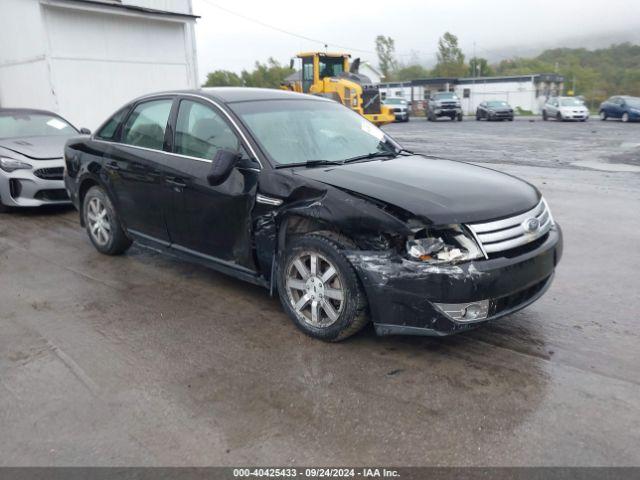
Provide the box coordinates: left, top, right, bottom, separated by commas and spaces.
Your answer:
121, 99, 173, 150
95, 107, 129, 141
174, 100, 239, 160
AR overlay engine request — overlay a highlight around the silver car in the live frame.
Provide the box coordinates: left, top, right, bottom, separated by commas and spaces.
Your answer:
383, 97, 410, 122
0, 108, 87, 212
542, 96, 589, 122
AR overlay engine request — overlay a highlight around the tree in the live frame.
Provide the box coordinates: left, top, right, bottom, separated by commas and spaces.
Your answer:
202, 70, 243, 87
395, 64, 430, 81
433, 32, 467, 77
375, 35, 398, 80
468, 57, 494, 77
241, 58, 293, 89
202, 58, 293, 89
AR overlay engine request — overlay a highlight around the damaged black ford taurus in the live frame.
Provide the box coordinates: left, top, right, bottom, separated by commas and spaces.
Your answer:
64, 88, 562, 342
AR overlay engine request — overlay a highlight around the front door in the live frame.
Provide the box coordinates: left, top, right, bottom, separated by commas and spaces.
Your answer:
105, 97, 174, 243
164, 98, 259, 270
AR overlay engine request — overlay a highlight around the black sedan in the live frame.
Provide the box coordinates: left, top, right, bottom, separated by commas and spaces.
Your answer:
64, 88, 562, 342
476, 100, 514, 121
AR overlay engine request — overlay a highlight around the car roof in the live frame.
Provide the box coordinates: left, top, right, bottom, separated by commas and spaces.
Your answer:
137, 87, 329, 105
0, 108, 63, 116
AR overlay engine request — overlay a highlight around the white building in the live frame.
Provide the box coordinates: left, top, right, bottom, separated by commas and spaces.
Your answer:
379, 74, 565, 115
0, 0, 199, 129
358, 62, 382, 84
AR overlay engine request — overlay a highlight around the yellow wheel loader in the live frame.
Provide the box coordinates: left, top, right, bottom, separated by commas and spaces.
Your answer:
281, 52, 395, 126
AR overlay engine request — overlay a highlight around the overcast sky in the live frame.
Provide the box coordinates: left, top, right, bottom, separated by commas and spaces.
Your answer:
193, 0, 640, 82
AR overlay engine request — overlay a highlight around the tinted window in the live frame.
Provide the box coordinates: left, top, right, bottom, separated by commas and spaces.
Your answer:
174, 100, 239, 160
96, 107, 129, 141
0, 112, 77, 139
121, 99, 172, 150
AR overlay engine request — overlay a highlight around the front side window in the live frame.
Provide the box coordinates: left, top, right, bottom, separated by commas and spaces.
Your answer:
231, 99, 397, 167
560, 98, 583, 107
174, 100, 239, 160
0, 112, 77, 139
96, 107, 129, 141
121, 99, 172, 150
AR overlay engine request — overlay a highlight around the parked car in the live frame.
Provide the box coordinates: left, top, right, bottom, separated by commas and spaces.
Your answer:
598, 96, 640, 122
383, 98, 410, 122
426, 92, 463, 121
0, 108, 89, 212
476, 100, 514, 121
65, 88, 562, 342
542, 97, 589, 121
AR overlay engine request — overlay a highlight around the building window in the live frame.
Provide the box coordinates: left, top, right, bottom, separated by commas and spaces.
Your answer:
463, 88, 470, 98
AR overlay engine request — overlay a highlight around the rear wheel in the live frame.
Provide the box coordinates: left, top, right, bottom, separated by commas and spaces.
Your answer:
83, 186, 132, 255
622, 112, 630, 123
277, 234, 368, 342
599, 110, 607, 121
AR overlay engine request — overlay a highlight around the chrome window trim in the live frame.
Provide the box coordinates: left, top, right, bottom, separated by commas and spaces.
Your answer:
90, 92, 264, 169
256, 193, 283, 206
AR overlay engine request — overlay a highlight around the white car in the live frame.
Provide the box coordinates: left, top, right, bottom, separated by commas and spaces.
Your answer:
542, 97, 589, 122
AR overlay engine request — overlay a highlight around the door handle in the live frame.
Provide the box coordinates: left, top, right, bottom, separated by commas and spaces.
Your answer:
106, 161, 120, 171
166, 177, 187, 188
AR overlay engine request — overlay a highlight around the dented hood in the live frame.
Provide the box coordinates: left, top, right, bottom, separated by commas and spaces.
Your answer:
293, 155, 540, 225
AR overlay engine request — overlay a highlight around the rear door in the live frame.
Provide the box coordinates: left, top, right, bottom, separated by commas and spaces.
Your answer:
105, 97, 175, 243
164, 97, 260, 270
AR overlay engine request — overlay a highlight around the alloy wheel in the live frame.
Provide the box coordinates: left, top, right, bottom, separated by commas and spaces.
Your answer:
622, 113, 629, 123
285, 251, 345, 328
87, 197, 111, 246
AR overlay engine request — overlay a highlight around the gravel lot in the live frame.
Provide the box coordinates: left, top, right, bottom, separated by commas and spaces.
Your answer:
1, 116, 639, 466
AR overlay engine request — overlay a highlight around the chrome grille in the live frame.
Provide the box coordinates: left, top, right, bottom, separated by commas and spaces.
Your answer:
467, 199, 553, 254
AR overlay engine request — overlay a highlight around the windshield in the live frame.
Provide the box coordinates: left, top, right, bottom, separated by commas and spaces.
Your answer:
0, 112, 77, 139
625, 97, 640, 108
230, 99, 398, 166
487, 101, 509, 107
434, 92, 458, 100
560, 98, 584, 107
385, 98, 406, 105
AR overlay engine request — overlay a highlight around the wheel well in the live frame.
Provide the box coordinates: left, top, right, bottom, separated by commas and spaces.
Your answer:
282, 215, 355, 249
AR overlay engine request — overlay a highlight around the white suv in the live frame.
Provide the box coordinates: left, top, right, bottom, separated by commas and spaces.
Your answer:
542, 97, 589, 122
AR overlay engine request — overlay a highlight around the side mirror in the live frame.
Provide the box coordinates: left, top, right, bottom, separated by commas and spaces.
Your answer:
207, 149, 241, 186
80, 127, 91, 135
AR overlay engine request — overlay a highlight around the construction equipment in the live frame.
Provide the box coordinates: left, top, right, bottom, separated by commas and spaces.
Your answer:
281, 52, 395, 126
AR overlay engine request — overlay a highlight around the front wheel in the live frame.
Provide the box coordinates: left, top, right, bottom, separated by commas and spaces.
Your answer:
556, 112, 563, 122
599, 110, 607, 121
457, 113, 463, 121
83, 185, 132, 255
542, 110, 548, 121
622, 112, 630, 123
277, 234, 368, 342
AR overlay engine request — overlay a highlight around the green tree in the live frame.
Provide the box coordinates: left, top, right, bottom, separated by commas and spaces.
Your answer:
202, 70, 243, 87
395, 64, 430, 81
375, 35, 398, 80
433, 32, 467, 77
468, 57, 494, 77
241, 58, 293, 89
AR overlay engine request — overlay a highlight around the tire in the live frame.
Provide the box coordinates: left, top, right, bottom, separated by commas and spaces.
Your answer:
542, 110, 548, 121
0, 199, 10, 213
599, 110, 607, 121
622, 112, 629, 123
427, 112, 435, 122
277, 233, 369, 342
457, 113, 463, 121
476, 113, 481, 121
83, 185, 132, 255
556, 112, 563, 122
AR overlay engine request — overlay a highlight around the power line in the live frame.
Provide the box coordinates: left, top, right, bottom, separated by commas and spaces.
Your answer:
199, 0, 377, 55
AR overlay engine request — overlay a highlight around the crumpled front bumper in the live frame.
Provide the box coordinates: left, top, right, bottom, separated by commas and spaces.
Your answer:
347, 225, 563, 336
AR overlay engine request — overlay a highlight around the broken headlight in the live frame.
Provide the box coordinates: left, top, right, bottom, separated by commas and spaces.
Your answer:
405, 225, 484, 264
